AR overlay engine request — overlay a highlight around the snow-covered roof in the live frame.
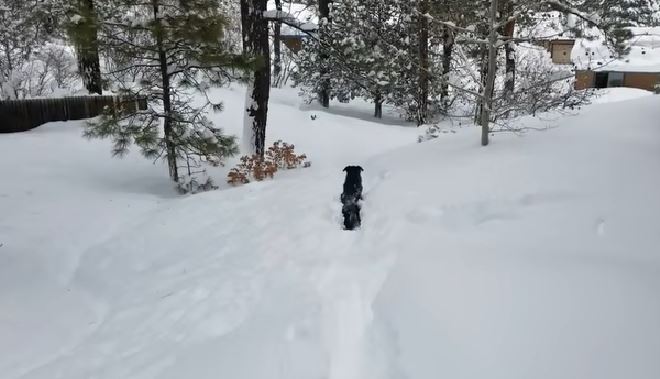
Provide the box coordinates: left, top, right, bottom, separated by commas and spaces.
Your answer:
267, 0, 317, 37
573, 27, 660, 73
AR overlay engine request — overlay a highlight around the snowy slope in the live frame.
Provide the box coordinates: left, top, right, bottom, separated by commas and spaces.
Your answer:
1, 87, 659, 379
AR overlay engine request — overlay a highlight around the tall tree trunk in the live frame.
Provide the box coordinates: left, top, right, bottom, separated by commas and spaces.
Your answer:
318, 0, 331, 107
501, 0, 516, 96
374, 93, 383, 118
75, 0, 102, 95
475, 44, 486, 124
2, 41, 18, 99
441, 26, 454, 111
417, 0, 430, 125
153, 0, 178, 182
480, 0, 498, 146
272, 0, 282, 87
241, 0, 270, 157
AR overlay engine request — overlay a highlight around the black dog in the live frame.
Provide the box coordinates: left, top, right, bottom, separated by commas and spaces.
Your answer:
341, 166, 363, 230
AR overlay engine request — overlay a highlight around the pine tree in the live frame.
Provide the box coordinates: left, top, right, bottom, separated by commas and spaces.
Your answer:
84, 0, 247, 192
0, 0, 61, 99
294, 0, 440, 121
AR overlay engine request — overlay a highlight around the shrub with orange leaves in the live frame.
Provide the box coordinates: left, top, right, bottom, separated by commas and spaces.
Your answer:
227, 140, 309, 186
265, 140, 308, 169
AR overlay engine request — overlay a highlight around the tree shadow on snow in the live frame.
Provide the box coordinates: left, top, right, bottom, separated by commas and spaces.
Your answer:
300, 101, 413, 127
85, 171, 182, 199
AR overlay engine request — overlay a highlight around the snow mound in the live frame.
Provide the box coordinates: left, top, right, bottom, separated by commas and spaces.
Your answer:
592, 87, 654, 104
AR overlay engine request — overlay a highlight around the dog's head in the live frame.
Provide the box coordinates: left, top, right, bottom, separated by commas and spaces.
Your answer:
343, 166, 363, 176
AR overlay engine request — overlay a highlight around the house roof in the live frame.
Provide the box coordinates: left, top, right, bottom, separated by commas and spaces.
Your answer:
267, 0, 318, 37
572, 27, 660, 73
550, 39, 575, 45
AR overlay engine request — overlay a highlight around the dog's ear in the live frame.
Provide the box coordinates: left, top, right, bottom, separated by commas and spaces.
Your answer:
343, 165, 363, 173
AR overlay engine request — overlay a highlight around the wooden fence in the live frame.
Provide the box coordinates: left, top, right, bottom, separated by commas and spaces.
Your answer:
0, 96, 148, 133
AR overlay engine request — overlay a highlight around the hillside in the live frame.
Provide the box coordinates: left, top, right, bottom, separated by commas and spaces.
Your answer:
1, 87, 659, 379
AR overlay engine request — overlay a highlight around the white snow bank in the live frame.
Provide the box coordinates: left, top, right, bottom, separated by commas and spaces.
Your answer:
371, 96, 660, 379
592, 87, 654, 103
1, 87, 660, 379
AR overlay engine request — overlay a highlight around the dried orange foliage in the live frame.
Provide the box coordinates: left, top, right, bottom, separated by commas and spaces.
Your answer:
228, 140, 309, 186
265, 140, 308, 169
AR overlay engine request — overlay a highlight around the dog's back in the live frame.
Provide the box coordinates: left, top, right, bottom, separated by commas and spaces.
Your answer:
341, 166, 363, 230
341, 166, 363, 203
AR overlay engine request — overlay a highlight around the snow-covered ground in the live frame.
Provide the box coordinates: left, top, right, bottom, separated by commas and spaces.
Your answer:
1, 87, 659, 379
591, 87, 654, 103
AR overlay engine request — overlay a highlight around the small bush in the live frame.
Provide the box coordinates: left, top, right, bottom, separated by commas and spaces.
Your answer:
417, 124, 456, 143
228, 140, 310, 186
177, 171, 218, 194
265, 140, 308, 169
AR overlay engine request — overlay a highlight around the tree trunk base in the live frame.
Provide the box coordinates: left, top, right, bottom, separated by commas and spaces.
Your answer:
374, 101, 383, 118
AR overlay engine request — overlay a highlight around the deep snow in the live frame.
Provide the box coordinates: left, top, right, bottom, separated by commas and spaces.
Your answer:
1, 87, 659, 379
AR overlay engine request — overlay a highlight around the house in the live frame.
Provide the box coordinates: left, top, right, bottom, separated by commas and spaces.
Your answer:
573, 27, 660, 91
277, 21, 317, 53
520, 12, 576, 64
280, 35, 305, 52
574, 69, 660, 91
533, 38, 575, 64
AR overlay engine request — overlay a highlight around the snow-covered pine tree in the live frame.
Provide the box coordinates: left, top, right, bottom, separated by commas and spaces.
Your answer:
292, 0, 371, 109
84, 0, 247, 192
429, 0, 486, 111
324, 0, 405, 117
0, 0, 78, 99
546, 0, 657, 55
0, 1, 41, 99
294, 0, 440, 121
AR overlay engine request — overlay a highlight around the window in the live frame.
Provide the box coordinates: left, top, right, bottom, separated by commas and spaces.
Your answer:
607, 72, 624, 87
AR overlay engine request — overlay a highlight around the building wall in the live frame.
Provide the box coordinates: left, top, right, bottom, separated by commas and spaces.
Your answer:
623, 72, 660, 91
282, 38, 303, 52
575, 70, 594, 90
574, 70, 660, 91
551, 44, 573, 64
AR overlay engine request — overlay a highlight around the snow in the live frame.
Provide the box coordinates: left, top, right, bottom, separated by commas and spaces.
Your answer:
300, 22, 318, 31
591, 87, 654, 103
2, 86, 660, 379
262, 10, 289, 19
